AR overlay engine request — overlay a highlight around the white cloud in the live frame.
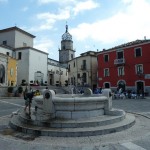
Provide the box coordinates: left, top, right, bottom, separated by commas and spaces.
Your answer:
73, 0, 99, 15
122, 0, 133, 4
30, 9, 70, 31
34, 37, 54, 53
37, 0, 99, 16
71, 0, 150, 44
33, 0, 99, 32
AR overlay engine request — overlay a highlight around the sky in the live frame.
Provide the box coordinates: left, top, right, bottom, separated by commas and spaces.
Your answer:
0, 0, 150, 61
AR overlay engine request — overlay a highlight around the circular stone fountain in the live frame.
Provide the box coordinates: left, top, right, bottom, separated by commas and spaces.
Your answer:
9, 88, 135, 137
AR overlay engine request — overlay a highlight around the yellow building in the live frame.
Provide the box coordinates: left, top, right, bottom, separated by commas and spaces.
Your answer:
7, 57, 17, 86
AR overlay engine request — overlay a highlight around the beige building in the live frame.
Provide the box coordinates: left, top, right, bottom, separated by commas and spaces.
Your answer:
68, 51, 97, 91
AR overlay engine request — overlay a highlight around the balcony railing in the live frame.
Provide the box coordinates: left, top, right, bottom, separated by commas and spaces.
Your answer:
81, 65, 86, 70
114, 58, 125, 65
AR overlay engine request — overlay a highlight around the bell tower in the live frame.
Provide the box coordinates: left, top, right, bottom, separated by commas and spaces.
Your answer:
59, 24, 75, 66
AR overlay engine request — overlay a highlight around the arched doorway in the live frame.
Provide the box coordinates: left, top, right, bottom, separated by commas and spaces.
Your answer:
117, 80, 126, 92
104, 82, 110, 88
0, 64, 5, 84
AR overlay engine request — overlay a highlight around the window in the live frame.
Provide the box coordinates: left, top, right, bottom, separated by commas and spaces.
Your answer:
82, 60, 86, 69
71, 54, 73, 59
3, 40, 7, 45
117, 51, 124, 59
56, 70, 59, 74
18, 52, 22, 60
74, 61, 75, 67
6, 52, 9, 56
136, 64, 143, 74
68, 64, 70, 72
23, 42, 27, 47
104, 68, 109, 77
118, 67, 124, 76
104, 54, 109, 62
77, 74, 80, 78
135, 47, 142, 57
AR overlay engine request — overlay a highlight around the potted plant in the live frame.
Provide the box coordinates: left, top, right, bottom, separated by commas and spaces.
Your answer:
7, 86, 14, 97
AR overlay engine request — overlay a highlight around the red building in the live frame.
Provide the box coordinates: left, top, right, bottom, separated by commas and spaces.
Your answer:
97, 39, 150, 96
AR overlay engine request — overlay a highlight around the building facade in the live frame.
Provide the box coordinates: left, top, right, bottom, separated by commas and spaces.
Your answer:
48, 58, 68, 86
97, 39, 150, 95
7, 56, 17, 86
0, 26, 48, 85
68, 51, 97, 91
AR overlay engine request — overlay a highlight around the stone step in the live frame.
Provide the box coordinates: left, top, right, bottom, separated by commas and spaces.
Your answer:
9, 113, 135, 137
18, 111, 126, 128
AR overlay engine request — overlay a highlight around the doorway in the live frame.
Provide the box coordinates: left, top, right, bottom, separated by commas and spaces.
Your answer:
104, 82, 110, 88
118, 80, 126, 92
136, 81, 144, 95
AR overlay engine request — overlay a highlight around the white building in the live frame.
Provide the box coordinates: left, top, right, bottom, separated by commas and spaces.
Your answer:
0, 26, 48, 85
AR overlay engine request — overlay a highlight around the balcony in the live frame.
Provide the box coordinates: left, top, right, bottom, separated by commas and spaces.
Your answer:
114, 58, 125, 65
81, 65, 86, 70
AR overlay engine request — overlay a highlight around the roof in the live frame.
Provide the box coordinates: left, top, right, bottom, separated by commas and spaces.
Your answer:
97, 39, 150, 55
80, 51, 97, 56
0, 26, 36, 38
108, 39, 150, 50
15, 47, 48, 55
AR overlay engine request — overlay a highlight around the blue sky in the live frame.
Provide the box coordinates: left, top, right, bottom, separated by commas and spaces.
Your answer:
0, 0, 150, 60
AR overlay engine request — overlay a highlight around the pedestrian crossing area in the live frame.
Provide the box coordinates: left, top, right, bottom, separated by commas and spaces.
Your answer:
96, 142, 148, 150
121, 142, 147, 150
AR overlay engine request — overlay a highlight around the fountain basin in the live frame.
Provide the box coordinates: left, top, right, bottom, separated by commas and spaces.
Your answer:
33, 88, 112, 120
9, 88, 135, 137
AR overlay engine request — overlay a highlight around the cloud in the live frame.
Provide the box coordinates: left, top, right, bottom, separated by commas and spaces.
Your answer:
29, 8, 70, 32
37, 0, 99, 15
34, 37, 54, 53
71, 0, 150, 45
73, 0, 99, 15
30, 0, 99, 32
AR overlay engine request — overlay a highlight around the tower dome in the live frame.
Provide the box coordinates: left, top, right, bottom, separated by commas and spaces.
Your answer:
62, 24, 72, 40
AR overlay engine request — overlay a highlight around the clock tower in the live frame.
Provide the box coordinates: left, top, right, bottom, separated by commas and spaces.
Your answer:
59, 24, 75, 66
